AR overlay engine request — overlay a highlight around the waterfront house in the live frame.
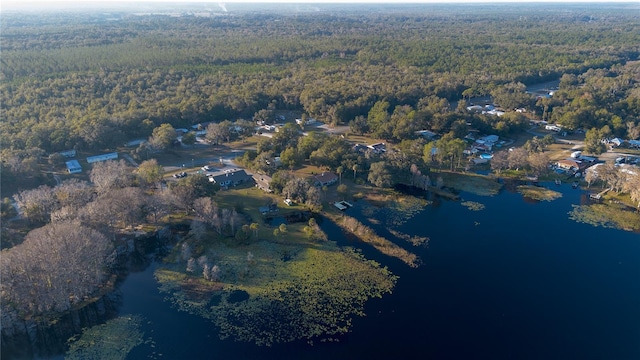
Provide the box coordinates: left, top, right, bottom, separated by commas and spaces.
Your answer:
556, 159, 582, 171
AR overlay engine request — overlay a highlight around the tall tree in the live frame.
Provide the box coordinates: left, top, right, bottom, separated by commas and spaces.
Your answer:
136, 159, 164, 187
368, 161, 392, 188
149, 123, 177, 151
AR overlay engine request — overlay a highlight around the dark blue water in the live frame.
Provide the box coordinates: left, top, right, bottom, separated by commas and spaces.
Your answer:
118, 184, 640, 360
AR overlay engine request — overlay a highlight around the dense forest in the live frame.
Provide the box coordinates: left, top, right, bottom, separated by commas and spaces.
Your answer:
2, 4, 640, 159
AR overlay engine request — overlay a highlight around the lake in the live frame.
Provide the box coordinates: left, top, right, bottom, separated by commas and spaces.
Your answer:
5, 183, 639, 359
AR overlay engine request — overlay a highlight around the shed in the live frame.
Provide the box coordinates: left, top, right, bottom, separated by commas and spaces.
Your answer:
66, 160, 82, 174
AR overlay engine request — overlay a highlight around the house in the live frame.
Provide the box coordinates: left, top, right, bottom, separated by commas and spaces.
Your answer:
253, 174, 273, 192
353, 144, 368, 153
87, 152, 118, 164
610, 138, 624, 147
66, 160, 82, 174
556, 159, 582, 171
313, 172, 339, 187
59, 149, 77, 158
415, 130, 437, 139
209, 169, 252, 188
367, 143, 386, 154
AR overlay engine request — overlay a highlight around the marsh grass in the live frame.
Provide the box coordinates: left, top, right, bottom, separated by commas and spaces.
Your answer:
437, 171, 503, 196
66, 316, 145, 360
387, 228, 429, 247
156, 239, 397, 346
568, 203, 640, 231
336, 215, 420, 267
517, 185, 563, 202
461, 201, 486, 211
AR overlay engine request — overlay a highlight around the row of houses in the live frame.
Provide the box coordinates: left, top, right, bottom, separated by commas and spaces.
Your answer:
207, 168, 339, 192
64, 152, 119, 174
464, 134, 501, 155
607, 138, 640, 149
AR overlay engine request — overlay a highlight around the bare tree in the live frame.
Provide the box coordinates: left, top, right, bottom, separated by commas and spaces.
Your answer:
527, 152, 550, 176
507, 148, 529, 171
0, 222, 114, 317
189, 219, 207, 241
89, 160, 133, 195
54, 179, 95, 209
624, 173, 640, 210
490, 151, 509, 174
14, 185, 57, 224
193, 197, 218, 225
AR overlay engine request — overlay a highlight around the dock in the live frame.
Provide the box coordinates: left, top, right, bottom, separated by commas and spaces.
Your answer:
590, 187, 610, 200
333, 201, 353, 211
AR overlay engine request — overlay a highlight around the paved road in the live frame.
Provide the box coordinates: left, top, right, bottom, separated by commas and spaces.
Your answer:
163, 150, 246, 174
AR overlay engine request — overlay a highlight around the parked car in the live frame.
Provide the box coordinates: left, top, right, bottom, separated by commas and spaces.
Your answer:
202, 165, 213, 171
284, 198, 294, 206
173, 171, 188, 178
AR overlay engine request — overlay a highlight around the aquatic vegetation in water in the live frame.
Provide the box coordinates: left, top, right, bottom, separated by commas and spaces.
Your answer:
387, 228, 429, 247
385, 196, 431, 226
569, 204, 640, 231
339, 215, 420, 267
66, 315, 145, 360
438, 171, 502, 196
517, 185, 562, 202
461, 201, 486, 211
156, 241, 397, 346
361, 193, 429, 226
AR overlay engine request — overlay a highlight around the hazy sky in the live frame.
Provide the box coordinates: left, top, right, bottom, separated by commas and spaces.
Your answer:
3, 0, 639, 11
5, 0, 640, 4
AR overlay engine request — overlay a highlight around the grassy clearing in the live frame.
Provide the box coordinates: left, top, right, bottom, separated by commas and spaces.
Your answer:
66, 315, 145, 360
517, 185, 563, 202
155, 239, 397, 346
437, 171, 503, 196
568, 203, 640, 232
214, 186, 312, 242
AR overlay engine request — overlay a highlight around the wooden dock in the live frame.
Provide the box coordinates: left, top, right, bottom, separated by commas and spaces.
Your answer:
590, 187, 610, 200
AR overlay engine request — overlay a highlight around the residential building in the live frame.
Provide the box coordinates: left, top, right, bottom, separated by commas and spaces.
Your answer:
253, 174, 273, 192
313, 172, 339, 187
209, 169, 252, 188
